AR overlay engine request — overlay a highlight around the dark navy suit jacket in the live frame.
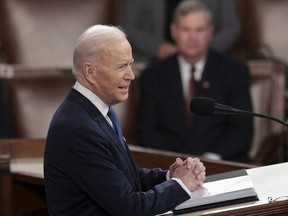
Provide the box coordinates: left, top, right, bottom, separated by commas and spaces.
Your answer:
44, 88, 189, 216
138, 50, 254, 162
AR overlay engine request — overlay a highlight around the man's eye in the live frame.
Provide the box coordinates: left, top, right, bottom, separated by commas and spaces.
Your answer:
118, 64, 126, 69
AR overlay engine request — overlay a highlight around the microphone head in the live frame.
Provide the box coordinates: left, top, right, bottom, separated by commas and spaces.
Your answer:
190, 97, 215, 116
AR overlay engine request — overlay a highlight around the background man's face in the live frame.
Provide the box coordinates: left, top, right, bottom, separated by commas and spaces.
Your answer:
171, 10, 213, 61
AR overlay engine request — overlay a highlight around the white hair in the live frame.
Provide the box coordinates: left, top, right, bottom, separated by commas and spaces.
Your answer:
173, 0, 213, 26
72, 25, 126, 75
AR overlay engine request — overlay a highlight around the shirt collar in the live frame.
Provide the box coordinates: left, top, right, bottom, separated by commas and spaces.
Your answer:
177, 54, 206, 81
73, 81, 109, 117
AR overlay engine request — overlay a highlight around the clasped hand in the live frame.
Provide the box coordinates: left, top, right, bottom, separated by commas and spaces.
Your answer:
169, 157, 206, 192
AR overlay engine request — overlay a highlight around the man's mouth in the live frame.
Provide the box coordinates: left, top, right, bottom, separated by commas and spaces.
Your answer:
119, 86, 128, 90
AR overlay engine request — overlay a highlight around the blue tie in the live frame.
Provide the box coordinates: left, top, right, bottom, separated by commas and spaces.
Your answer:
108, 107, 126, 150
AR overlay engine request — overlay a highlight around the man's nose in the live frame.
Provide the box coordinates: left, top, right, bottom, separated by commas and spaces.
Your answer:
125, 66, 135, 80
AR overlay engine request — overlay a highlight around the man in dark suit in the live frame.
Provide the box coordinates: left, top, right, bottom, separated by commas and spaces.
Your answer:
44, 24, 206, 216
137, 0, 253, 163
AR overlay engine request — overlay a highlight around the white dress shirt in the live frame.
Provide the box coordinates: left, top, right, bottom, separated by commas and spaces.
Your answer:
73, 81, 113, 127
178, 54, 206, 100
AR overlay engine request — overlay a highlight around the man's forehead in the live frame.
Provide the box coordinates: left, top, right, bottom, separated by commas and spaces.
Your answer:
100, 40, 132, 62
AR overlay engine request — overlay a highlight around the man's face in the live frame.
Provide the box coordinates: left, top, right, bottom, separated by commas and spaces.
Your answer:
91, 39, 135, 106
171, 10, 213, 62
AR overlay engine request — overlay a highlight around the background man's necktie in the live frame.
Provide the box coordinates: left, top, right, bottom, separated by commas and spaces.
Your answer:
108, 107, 126, 150
186, 65, 196, 120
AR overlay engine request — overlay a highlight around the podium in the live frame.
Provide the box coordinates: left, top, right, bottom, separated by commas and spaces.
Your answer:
169, 162, 288, 216
1, 139, 288, 216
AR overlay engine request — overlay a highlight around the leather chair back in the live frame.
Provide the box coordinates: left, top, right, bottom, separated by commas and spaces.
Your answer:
248, 61, 286, 164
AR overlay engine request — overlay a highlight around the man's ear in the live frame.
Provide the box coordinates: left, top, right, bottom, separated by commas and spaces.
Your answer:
83, 63, 96, 84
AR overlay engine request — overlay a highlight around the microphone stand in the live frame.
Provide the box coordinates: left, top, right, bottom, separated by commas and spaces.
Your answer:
236, 109, 288, 127
191, 97, 288, 162
215, 108, 288, 162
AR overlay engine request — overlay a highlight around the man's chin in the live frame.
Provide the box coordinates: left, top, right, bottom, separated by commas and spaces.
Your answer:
118, 94, 129, 103
182, 52, 202, 61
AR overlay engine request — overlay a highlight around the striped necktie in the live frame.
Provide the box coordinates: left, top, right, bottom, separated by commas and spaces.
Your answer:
108, 107, 126, 150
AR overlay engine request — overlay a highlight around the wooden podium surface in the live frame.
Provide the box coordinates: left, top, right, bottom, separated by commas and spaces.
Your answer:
1, 139, 288, 216
8, 159, 288, 216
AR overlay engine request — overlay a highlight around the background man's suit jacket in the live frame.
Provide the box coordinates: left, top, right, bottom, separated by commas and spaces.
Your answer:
44, 89, 189, 216
138, 50, 253, 162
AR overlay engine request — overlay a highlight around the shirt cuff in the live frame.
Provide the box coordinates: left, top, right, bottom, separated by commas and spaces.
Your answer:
166, 170, 171, 180
167, 171, 191, 196
172, 178, 192, 196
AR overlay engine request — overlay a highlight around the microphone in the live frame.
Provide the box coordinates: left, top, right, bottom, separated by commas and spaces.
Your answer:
190, 97, 288, 127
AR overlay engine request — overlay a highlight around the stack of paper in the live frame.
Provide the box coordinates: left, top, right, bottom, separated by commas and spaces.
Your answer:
173, 169, 258, 215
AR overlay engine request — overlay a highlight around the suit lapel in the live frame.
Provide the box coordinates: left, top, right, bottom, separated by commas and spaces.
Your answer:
67, 89, 141, 190
196, 50, 219, 96
98, 120, 129, 161
99, 121, 141, 190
